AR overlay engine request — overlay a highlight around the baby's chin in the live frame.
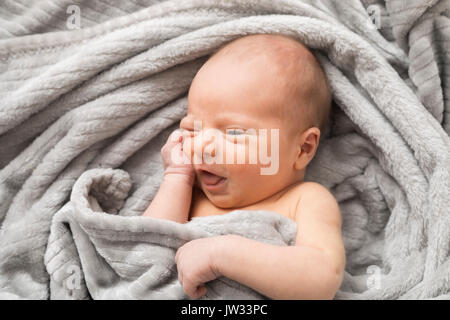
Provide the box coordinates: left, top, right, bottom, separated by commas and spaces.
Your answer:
200, 186, 249, 209
203, 192, 237, 209
204, 189, 262, 210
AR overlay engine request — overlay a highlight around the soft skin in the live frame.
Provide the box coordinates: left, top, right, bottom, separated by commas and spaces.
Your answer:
180, 34, 325, 209
143, 34, 344, 299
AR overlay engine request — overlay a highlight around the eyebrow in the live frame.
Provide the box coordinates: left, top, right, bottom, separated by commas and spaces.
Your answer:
215, 113, 254, 127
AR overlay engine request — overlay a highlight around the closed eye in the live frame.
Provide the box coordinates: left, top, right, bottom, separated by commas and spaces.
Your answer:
226, 128, 245, 136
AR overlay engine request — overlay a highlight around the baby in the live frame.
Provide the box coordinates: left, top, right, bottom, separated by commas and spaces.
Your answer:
143, 34, 345, 300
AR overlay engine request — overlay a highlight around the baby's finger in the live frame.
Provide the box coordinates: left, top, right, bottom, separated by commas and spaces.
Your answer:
180, 129, 196, 143
183, 279, 199, 299
181, 129, 194, 137
181, 134, 194, 159
171, 142, 191, 166
180, 144, 193, 165
168, 129, 184, 144
194, 285, 207, 299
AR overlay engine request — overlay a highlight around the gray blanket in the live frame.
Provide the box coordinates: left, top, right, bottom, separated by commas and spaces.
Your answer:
0, 0, 449, 300
45, 168, 296, 299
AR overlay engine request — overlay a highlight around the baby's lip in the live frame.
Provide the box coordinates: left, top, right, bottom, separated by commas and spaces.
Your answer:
196, 165, 226, 179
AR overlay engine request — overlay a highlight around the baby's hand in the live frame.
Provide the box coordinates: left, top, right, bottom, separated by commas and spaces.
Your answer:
161, 129, 195, 183
175, 236, 227, 299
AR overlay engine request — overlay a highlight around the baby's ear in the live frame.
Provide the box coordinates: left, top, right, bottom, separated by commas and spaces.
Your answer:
294, 127, 320, 170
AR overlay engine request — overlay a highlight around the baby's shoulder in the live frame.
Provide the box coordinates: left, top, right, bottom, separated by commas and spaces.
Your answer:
275, 181, 320, 219
283, 181, 329, 200
282, 181, 339, 221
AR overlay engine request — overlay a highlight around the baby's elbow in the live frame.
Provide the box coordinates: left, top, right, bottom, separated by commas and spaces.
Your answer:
320, 261, 344, 300
293, 259, 343, 300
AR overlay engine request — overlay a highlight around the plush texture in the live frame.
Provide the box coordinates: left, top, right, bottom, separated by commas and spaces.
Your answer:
0, 0, 449, 300
45, 168, 297, 299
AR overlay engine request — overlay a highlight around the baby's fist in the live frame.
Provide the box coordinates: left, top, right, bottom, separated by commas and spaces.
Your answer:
161, 129, 194, 180
175, 237, 224, 299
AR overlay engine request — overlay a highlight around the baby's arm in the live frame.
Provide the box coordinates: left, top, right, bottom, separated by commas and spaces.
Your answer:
142, 173, 193, 223
142, 129, 194, 224
213, 182, 346, 299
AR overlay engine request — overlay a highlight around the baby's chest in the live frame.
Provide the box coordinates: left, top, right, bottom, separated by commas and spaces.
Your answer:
188, 188, 297, 222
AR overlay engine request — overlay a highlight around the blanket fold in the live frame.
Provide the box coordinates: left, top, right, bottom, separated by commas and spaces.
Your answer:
45, 168, 297, 300
0, 0, 449, 299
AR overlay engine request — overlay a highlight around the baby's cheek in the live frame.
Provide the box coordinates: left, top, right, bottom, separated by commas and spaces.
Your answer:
246, 136, 260, 165
226, 161, 261, 184
220, 139, 244, 163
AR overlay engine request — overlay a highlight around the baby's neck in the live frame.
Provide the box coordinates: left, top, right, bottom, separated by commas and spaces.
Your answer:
189, 180, 304, 222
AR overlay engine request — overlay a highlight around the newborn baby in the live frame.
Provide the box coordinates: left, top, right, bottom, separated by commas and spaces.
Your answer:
143, 34, 345, 300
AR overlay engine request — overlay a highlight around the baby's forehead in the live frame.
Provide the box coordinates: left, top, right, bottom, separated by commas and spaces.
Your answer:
212, 34, 314, 70
202, 35, 318, 93
189, 35, 328, 129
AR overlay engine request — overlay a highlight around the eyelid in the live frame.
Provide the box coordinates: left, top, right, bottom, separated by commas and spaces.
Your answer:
226, 127, 245, 132
225, 129, 245, 136
226, 127, 254, 136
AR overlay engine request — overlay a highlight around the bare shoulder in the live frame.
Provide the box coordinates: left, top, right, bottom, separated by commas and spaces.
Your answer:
285, 181, 341, 225
284, 180, 331, 196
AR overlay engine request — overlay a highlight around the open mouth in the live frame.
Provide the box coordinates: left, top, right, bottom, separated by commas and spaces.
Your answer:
199, 169, 226, 189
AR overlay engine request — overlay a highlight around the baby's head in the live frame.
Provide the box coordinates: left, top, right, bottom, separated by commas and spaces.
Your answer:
181, 34, 331, 208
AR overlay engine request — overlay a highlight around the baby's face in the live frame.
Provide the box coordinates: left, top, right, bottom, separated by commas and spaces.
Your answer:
180, 52, 302, 209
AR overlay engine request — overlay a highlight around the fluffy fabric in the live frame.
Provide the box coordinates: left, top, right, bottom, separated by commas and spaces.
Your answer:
0, 0, 449, 299
45, 168, 297, 299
